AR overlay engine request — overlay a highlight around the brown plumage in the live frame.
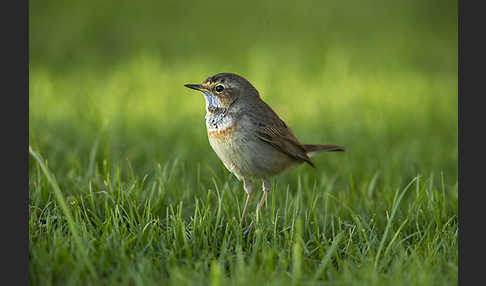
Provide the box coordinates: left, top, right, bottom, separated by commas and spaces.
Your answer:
184, 73, 345, 232
242, 92, 344, 168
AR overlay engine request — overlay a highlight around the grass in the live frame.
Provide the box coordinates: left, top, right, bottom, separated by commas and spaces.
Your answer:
29, 0, 457, 284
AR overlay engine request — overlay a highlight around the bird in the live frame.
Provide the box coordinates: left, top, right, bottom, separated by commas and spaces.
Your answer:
184, 73, 344, 232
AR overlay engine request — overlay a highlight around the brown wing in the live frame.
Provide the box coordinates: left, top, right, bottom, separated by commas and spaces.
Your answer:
249, 98, 315, 167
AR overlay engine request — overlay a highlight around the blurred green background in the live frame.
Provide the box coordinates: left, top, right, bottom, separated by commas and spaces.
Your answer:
29, 0, 457, 284
29, 0, 457, 180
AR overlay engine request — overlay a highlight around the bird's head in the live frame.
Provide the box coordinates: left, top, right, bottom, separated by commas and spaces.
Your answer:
184, 73, 259, 112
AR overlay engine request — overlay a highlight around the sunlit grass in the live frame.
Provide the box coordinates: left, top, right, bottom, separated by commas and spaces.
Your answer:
29, 0, 457, 284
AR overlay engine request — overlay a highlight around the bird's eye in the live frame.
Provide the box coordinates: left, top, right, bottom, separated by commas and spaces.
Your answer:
215, 85, 224, 93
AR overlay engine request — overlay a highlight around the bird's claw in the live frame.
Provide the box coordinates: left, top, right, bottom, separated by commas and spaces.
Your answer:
243, 221, 254, 238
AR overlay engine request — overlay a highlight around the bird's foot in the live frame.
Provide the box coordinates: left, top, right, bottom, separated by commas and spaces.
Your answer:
243, 221, 254, 238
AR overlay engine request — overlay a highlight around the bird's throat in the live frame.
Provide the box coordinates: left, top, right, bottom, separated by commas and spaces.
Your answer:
202, 92, 222, 111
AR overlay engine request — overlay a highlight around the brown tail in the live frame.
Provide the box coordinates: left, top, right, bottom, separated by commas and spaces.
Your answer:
303, 144, 345, 157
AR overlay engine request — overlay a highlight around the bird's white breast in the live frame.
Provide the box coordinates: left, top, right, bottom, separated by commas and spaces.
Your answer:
206, 113, 234, 134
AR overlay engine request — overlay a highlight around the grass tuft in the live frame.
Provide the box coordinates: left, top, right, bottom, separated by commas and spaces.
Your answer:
29, 0, 457, 284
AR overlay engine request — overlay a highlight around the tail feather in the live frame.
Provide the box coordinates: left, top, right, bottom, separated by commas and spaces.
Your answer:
303, 144, 345, 158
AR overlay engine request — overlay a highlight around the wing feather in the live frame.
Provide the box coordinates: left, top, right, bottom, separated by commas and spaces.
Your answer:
248, 98, 315, 167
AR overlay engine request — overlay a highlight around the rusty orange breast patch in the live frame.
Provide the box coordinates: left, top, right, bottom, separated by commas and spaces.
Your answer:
207, 126, 235, 140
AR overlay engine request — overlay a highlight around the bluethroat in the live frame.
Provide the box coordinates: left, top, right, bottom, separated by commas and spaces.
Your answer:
185, 73, 344, 230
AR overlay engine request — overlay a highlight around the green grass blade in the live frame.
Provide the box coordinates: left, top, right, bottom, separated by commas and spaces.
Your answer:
374, 176, 418, 269
29, 146, 97, 278
311, 232, 344, 282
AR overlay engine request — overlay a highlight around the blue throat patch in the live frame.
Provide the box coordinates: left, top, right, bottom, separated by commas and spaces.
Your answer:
201, 91, 221, 110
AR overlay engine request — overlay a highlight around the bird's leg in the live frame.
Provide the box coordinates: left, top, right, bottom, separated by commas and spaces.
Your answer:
256, 179, 271, 222
240, 178, 253, 226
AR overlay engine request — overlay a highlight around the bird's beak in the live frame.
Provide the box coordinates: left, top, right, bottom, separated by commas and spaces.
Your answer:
184, 84, 208, 92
